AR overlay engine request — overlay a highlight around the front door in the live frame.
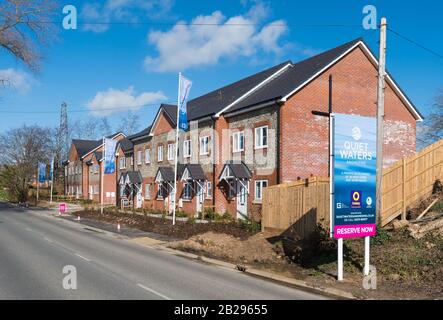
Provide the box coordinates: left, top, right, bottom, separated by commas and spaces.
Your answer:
165, 183, 174, 214
236, 181, 248, 220
196, 182, 204, 217
136, 184, 143, 209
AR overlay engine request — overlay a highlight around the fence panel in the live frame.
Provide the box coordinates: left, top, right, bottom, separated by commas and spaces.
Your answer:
262, 140, 443, 237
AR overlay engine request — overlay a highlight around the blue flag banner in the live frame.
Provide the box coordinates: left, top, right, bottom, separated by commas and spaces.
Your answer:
38, 162, 46, 183
104, 138, 117, 174
50, 157, 54, 181
333, 114, 377, 239
178, 74, 192, 131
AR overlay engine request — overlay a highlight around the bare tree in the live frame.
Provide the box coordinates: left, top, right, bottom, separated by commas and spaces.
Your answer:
418, 89, 443, 147
118, 112, 140, 136
0, 125, 53, 201
0, 0, 58, 72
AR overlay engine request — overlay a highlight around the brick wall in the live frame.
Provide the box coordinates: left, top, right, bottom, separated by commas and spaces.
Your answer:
280, 46, 417, 182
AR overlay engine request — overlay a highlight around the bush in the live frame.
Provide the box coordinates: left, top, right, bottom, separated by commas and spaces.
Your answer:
237, 218, 261, 233
371, 225, 392, 245
176, 210, 188, 218
203, 207, 217, 220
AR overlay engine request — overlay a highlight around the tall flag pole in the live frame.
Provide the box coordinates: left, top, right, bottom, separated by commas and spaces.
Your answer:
102, 136, 118, 214
36, 164, 39, 204
173, 73, 192, 225
101, 137, 105, 215
50, 156, 54, 204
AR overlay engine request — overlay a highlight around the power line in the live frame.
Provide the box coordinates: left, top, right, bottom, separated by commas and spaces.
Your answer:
387, 27, 443, 60
31, 20, 363, 28
0, 102, 175, 114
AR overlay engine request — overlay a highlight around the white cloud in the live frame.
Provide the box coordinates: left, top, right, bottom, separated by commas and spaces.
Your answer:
87, 86, 166, 116
144, 7, 289, 72
0, 68, 36, 94
81, 0, 174, 33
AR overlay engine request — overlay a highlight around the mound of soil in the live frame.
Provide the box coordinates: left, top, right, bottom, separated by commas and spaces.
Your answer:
169, 232, 285, 265
75, 209, 256, 240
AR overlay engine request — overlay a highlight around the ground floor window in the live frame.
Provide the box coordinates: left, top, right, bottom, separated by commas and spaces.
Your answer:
157, 184, 164, 199
206, 181, 212, 198
183, 182, 192, 199
255, 180, 268, 201
145, 184, 151, 199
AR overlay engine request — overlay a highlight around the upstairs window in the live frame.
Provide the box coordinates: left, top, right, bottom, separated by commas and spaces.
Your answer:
157, 145, 163, 162
137, 150, 142, 165
255, 126, 268, 149
168, 144, 175, 161
233, 131, 245, 153
145, 149, 150, 164
200, 136, 209, 155
183, 140, 192, 158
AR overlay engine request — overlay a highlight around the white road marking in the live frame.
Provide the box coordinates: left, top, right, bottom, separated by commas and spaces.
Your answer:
75, 253, 91, 262
136, 283, 171, 300
43, 237, 53, 243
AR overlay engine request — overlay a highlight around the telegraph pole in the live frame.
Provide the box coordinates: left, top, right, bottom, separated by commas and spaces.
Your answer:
369, 17, 387, 277
376, 17, 387, 223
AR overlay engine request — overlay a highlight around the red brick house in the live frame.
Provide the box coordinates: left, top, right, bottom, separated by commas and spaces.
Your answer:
64, 132, 125, 202
68, 38, 422, 220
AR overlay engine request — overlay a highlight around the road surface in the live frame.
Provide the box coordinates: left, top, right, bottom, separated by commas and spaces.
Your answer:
0, 202, 327, 300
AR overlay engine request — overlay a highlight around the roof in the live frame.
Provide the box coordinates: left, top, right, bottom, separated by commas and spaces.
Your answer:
72, 139, 101, 158
226, 39, 363, 113
118, 171, 143, 184
117, 138, 134, 154
71, 131, 126, 161
93, 151, 103, 162
128, 126, 152, 141
219, 161, 252, 180
181, 164, 206, 181
149, 38, 422, 123
155, 167, 175, 182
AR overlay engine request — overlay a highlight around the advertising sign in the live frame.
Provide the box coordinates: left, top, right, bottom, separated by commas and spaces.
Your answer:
333, 114, 377, 239
104, 138, 117, 174
59, 203, 66, 214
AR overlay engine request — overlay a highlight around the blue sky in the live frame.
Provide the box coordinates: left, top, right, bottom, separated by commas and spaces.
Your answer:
0, 0, 442, 134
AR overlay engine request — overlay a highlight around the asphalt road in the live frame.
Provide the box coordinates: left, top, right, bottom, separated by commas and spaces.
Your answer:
0, 202, 327, 300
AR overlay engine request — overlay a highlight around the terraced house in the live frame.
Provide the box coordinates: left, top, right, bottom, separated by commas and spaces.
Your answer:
64, 38, 422, 220
64, 132, 126, 203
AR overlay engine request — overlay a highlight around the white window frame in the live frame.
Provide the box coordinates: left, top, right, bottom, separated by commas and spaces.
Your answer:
145, 148, 150, 164
206, 181, 212, 198
157, 145, 163, 162
120, 157, 126, 169
168, 143, 175, 161
137, 150, 142, 165
255, 125, 268, 149
183, 182, 192, 199
232, 131, 245, 153
255, 180, 268, 201
199, 136, 209, 155
183, 140, 192, 158
145, 184, 151, 199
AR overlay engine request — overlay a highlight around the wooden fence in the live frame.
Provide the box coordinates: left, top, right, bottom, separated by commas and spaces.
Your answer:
262, 177, 330, 238
262, 139, 443, 236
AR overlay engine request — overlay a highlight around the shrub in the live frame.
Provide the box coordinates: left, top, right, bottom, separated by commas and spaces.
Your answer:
204, 207, 217, 220
176, 210, 188, 218
371, 225, 392, 245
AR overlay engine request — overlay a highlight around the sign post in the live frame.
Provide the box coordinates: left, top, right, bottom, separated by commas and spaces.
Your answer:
331, 114, 377, 280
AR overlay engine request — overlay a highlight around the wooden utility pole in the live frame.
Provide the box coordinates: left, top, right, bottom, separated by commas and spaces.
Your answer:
376, 17, 387, 224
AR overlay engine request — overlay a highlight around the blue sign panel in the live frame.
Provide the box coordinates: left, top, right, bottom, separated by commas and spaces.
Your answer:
38, 162, 46, 183
333, 114, 377, 239
104, 138, 117, 174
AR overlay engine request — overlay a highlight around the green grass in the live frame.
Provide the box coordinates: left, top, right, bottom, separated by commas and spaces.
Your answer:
0, 189, 8, 201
